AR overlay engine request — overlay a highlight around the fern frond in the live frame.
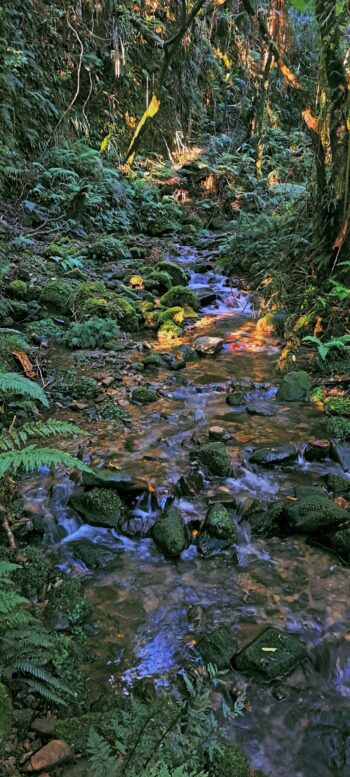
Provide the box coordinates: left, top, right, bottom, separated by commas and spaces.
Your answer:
0, 373, 49, 407
0, 589, 28, 614
0, 445, 92, 476
23, 679, 69, 707
0, 420, 86, 451
12, 661, 75, 695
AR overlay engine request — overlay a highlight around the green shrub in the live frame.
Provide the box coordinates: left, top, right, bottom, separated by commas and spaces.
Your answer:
66, 317, 120, 349
88, 236, 131, 262
40, 280, 74, 313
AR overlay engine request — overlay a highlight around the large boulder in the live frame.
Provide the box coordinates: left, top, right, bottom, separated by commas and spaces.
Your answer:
204, 503, 236, 541
286, 494, 349, 534
276, 371, 311, 402
151, 505, 190, 557
70, 488, 123, 529
250, 444, 298, 467
235, 627, 307, 679
196, 442, 232, 477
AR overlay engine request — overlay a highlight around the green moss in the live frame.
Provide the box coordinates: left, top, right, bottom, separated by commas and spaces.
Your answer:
155, 260, 189, 286
286, 494, 349, 533
324, 397, 350, 417
197, 443, 231, 477
45, 576, 92, 628
205, 503, 236, 540
25, 317, 64, 339
325, 416, 350, 440
0, 683, 11, 755
110, 297, 139, 332
13, 546, 50, 600
151, 505, 189, 557
66, 317, 120, 349
9, 279, 27, 298
158, 319, 183, 340
131, 387, 158, 404
142, 352, 163, 369
71, 487, 123, 528
70, 376, 98, 399
144, 270, 172, 292
88, 236, 130, 262
70, 281, 107, 308
323, 474, 350, 494
235, 627, 307, 680
160, 286, 199, 310
40, 280, 74, 313
209, 745, 250, 777
158, 306, 197, 326
196, 627, 237, 670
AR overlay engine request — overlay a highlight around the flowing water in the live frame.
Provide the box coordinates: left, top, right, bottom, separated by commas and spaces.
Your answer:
22, 242, 350, 777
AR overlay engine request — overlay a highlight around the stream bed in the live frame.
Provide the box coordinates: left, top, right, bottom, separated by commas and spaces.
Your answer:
22, 242, 350, 777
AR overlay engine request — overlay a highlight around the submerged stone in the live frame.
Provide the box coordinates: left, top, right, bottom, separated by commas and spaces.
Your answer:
276, 371, 311, 402
82, 468, 147, 495
70, 488, 123, 529
235, 627, 307, 679
196, 626, 237, 669
304, 439, 330, 462
286, 494, 349, 533
250, 444, 297, 466
204, 503, 236, 541
151, 504, 190, 557
246, 402, 275, 417
196, 442, 232, 477
70, 540, 114, 569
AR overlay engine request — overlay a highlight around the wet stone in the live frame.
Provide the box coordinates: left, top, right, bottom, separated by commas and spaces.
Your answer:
246, 403, 275, 417
69, 540, 114, 569
30, 718, 58, 737
304, 439, 330, 462
235, 627, 307, 680
276, 371, 311, 402
209, 426, 233, 442
24, 739, 72, 772
286, 494, 350, 534
204, 503, 236, 541
194, 336, 224, 355
151, 504, 190, 557
323, 473, 350, 495
331, 443, 350, 472
70, 488, 123, 529
196, 442, 232, 477
250, 444, 298, 467
196, 626, 237, 669
174, 469, 204, 497
226, 390, 246, 407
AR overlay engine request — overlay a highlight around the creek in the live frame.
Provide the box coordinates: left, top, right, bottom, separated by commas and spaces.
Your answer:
21, 241, 350, 777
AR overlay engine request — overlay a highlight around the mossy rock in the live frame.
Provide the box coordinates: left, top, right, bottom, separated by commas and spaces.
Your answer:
110, 297, 139, 332
45, 576, 92, 628
160, 285, 200, 311
158, 306, 197, 326
9, 279, 28, 299
226, 390, 246, 407
204, 503, 236, 541
328, 527, 350, 562
88, 236, 130, 262
13, 546, 50, 600
25, 317, 64, 339
325, 416, 350, 440
196, 626, 237, 670
324, 397, 350, 418
276, 371, 311, 402
40, 280, 74, 313
70, 281, 107, 308
70, 377, 98, 400
70, 488, 123, 528
158, 319, 183, 340
323, 474, 350, 495
151, 504, 190, 557
235, 627, 307, 679
197, 443, 231, 477
286, 494, 349, 533
142, 352, 163, 370
155, 260, 189, 287
0, 683, 11, 755
131, 387, 158, 404
142, 308, 161, 329
209, 745, 250, 777
144, 270, 173, 293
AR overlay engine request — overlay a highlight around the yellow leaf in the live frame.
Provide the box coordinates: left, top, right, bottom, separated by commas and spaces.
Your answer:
126, 94, 160, 162
100, 133, 113, 153
261, 647, 278, 652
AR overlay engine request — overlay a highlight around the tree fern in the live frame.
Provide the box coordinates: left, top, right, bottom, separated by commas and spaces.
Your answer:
0, 372, 49, 406
0, 445, 92, 476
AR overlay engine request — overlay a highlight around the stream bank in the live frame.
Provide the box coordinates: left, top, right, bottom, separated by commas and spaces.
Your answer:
11, 237, 350, 777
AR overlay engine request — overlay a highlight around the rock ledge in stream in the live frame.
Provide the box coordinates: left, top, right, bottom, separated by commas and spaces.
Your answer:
151, 505, 190, 557
250, 444, 297, 467
235, 627, 307, 680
